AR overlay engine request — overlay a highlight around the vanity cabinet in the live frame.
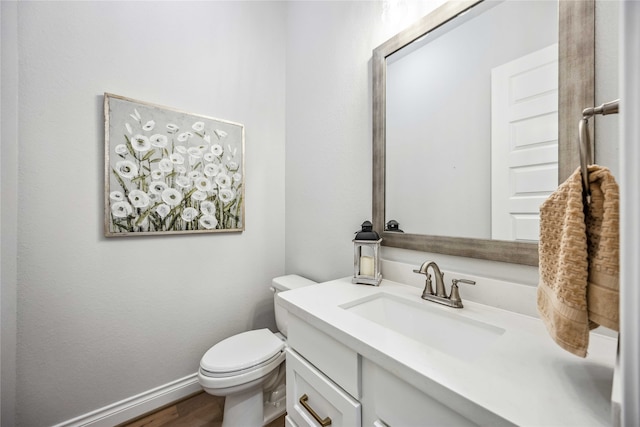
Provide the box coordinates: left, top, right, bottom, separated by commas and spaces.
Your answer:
286, 313, 486, 427
280, 278, 617, 427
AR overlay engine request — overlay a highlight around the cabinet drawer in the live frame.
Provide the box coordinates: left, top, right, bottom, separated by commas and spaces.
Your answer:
287, 348, 361, 427
288, 314, 360, 398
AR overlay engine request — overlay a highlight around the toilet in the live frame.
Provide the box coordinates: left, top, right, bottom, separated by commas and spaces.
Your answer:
197, 275, 316, 427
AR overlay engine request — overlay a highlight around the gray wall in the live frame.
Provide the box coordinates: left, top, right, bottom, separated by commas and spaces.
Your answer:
4, 2, 286, 425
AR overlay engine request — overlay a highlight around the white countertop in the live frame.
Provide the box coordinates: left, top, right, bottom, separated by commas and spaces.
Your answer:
278, 277, 617, 427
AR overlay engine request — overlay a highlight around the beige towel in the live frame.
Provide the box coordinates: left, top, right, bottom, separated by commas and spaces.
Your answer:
537, 165, 619, 357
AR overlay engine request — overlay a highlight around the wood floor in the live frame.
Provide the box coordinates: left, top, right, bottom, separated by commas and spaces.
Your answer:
120, 392, 285, 427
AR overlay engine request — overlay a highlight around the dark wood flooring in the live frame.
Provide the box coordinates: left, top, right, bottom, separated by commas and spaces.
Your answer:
120, 392, 285, 427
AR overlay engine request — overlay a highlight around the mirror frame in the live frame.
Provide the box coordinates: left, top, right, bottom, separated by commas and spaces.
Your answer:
373, 0, 595, 266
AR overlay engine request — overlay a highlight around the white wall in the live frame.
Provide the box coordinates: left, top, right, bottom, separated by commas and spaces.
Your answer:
285, 0, 440, 282
8, 1, 286, 425
620, 4, 640, 424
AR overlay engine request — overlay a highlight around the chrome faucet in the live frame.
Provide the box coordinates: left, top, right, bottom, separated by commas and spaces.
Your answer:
413, 261, 476, 308
415, 261, 447, 297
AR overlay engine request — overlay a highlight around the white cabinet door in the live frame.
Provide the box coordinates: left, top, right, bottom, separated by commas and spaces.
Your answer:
360, 359, 515, 427
361, 359, 478, 427
491, 44, 558, 241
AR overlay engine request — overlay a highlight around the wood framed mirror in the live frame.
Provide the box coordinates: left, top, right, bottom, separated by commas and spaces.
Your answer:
372, 0, 594, 266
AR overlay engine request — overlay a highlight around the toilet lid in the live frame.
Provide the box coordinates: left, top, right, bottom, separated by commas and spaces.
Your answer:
200, 329, 284, 375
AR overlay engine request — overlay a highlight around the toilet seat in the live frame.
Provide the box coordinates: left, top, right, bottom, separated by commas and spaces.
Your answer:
201, 351, 283, 378
198, 329, 285, 389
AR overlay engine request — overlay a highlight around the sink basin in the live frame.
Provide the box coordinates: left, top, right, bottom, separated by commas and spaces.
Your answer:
340, 293, 505, 361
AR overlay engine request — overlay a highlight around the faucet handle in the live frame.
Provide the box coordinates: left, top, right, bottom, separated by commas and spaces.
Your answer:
449, 278, 476, 306
452, 278, 476, 286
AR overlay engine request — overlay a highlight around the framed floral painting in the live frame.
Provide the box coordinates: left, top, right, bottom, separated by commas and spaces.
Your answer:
104, 93, 245, 236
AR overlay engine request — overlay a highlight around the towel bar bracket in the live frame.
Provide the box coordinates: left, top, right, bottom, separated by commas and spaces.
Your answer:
578, 99, 619, 204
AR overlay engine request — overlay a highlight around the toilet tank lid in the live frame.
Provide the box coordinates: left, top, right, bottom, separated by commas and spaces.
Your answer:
272, 274, 317, 292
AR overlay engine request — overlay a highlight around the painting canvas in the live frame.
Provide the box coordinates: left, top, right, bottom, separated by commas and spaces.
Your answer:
104, 93, 245, 236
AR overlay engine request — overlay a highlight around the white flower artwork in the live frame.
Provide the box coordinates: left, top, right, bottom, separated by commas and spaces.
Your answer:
104, 93, 244, 236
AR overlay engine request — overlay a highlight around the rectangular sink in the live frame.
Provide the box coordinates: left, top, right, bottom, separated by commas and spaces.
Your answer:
340, 293, 505, 361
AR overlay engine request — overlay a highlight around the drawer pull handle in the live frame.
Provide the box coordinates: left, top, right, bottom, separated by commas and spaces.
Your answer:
299, 394, 332, 426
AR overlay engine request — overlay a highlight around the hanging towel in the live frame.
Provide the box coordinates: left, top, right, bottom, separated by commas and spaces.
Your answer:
537, 165, 619, 357
584, 165, 620, 330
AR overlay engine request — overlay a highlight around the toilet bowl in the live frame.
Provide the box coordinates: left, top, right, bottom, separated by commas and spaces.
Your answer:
197, 275, 316, 427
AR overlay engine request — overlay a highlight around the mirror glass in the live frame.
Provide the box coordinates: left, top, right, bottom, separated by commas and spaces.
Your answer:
373, 0, 594, 266
385, 0, 557, 241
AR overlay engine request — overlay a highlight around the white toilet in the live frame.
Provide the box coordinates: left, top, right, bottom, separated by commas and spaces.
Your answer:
197, 275, 316, 427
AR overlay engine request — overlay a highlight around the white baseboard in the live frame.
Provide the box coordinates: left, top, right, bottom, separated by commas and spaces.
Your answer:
52, 373, 201, 427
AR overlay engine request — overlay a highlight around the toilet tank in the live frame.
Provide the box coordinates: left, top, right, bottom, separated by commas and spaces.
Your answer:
271, 275, 316, 337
